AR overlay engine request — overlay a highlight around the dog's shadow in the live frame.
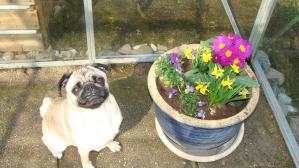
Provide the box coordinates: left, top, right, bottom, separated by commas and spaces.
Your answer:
109, 76, 152, 133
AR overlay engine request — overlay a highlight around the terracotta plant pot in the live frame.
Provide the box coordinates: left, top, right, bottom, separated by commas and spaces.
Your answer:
147, 44, 260, 162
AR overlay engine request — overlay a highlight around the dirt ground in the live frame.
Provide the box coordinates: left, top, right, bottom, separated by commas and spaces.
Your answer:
0, 63, 294, 168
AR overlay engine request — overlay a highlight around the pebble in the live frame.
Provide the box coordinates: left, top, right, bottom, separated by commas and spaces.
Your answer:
2, 52, 15, 61
133, 43, 147, 50
68, 48, 78, 57
60, 51, 72, 58
157, 44, 168, 52
277, 92, 292, 105
15, 54, 27, 60
130, 45, 153, 55
98, 49, 117, 57
256, 50, 271, 72
266, 67, 285, 85
118, 44, 132, 55
150, 43, 157, 52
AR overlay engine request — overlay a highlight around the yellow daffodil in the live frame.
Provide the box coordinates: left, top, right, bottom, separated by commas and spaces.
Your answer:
221, 76, 234, 89
211, 65, 224, 79
184, 49, 194, 59
195, 82, 204, 90
195, 82, 208, 95
202, 52, 212, 63
199, 85, 208, 95
231, 64, 240, 74
239, 89, 250, 98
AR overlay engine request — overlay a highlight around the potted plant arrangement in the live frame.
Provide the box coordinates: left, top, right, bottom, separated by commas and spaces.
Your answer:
147, 34, 260, 162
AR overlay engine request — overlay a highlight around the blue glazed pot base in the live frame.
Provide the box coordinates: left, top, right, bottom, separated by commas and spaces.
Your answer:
155, 118, 244, 162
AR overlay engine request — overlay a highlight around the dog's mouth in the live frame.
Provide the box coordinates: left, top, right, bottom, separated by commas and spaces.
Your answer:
77, 84, 109, 109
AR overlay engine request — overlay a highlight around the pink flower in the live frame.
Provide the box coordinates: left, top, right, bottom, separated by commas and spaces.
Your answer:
234, 38, 252, 59
212, 54, 220, 63
227, 33, 241, 42
213, 35, 232, 54
219, 47, 237, 66
233, 57, 246, 68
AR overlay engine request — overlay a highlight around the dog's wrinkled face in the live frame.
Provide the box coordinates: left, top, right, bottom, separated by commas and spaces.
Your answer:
63, 66, 110, 109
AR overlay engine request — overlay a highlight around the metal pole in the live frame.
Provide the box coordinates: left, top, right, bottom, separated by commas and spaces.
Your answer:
83, 0, 96, 63
249, 0, 277, 59
221, 0, 241, 36
252, 59, 299, 167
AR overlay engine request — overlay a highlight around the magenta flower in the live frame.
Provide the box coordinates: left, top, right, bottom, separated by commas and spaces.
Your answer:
227, 33, 241, 42
213, 35, 232, 54
196, 110, 205, 118
212, 54, 220, 63
197, 101, 206, 107
233, 57, 246, 68
219, 47, 237, 66
234, 38, 252, 59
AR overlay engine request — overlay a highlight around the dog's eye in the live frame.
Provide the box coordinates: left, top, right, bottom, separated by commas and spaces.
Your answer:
72, 82, 82, 95
92, 76, 105, 86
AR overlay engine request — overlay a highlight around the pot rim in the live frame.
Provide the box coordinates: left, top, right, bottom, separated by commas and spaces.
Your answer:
147, 44, 260, 129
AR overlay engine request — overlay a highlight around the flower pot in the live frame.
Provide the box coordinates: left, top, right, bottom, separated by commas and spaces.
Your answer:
148, 44, 260, 162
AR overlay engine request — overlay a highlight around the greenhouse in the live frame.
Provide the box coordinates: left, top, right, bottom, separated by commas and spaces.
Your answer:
0, 0, 298, 167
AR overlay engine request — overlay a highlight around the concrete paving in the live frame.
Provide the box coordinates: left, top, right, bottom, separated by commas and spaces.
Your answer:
0, 64, 294, 168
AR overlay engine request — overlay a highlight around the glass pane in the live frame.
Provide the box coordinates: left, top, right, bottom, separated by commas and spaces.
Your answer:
229, 0, 260, 38
261, 1, 299, 122
93, 0, 233, 58
0, 0, 87, 63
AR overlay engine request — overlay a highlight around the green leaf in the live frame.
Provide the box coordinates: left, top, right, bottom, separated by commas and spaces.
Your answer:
235, 76, 259, 88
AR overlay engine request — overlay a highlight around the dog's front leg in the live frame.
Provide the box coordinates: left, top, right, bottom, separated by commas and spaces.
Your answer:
78, 149, 94, 168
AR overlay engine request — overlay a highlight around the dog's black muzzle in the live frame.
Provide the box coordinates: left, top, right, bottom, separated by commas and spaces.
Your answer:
77, 83, 109, 109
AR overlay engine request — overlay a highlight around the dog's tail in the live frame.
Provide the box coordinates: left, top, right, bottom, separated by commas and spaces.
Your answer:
40, 97, 52, 118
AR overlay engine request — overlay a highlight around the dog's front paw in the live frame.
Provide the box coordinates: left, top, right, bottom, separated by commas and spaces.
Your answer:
52, 151, 63, 159
107, 141, 121, 152
83, 164, 94, 168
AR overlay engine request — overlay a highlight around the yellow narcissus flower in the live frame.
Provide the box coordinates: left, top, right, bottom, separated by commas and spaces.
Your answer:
231, 64, 240, 74
184, 49, 194, 59
199, 85, 208, 95
211, 65, 224, 79
195, 82, 208, 95
202, 52, 212, 63
239, 89, 250, 98
195, 82, 204, 90
221, 76, 234, 89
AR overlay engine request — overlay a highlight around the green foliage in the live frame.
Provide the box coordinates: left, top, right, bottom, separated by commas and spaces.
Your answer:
155, 55, 184, 88
179, 91, 200, 117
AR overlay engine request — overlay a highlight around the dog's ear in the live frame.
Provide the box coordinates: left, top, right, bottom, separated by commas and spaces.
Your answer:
58, 72, 73, 97
92, 63, 112, 73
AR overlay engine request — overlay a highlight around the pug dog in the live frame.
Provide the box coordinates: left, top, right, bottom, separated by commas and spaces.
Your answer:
40, 64, 122, 168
